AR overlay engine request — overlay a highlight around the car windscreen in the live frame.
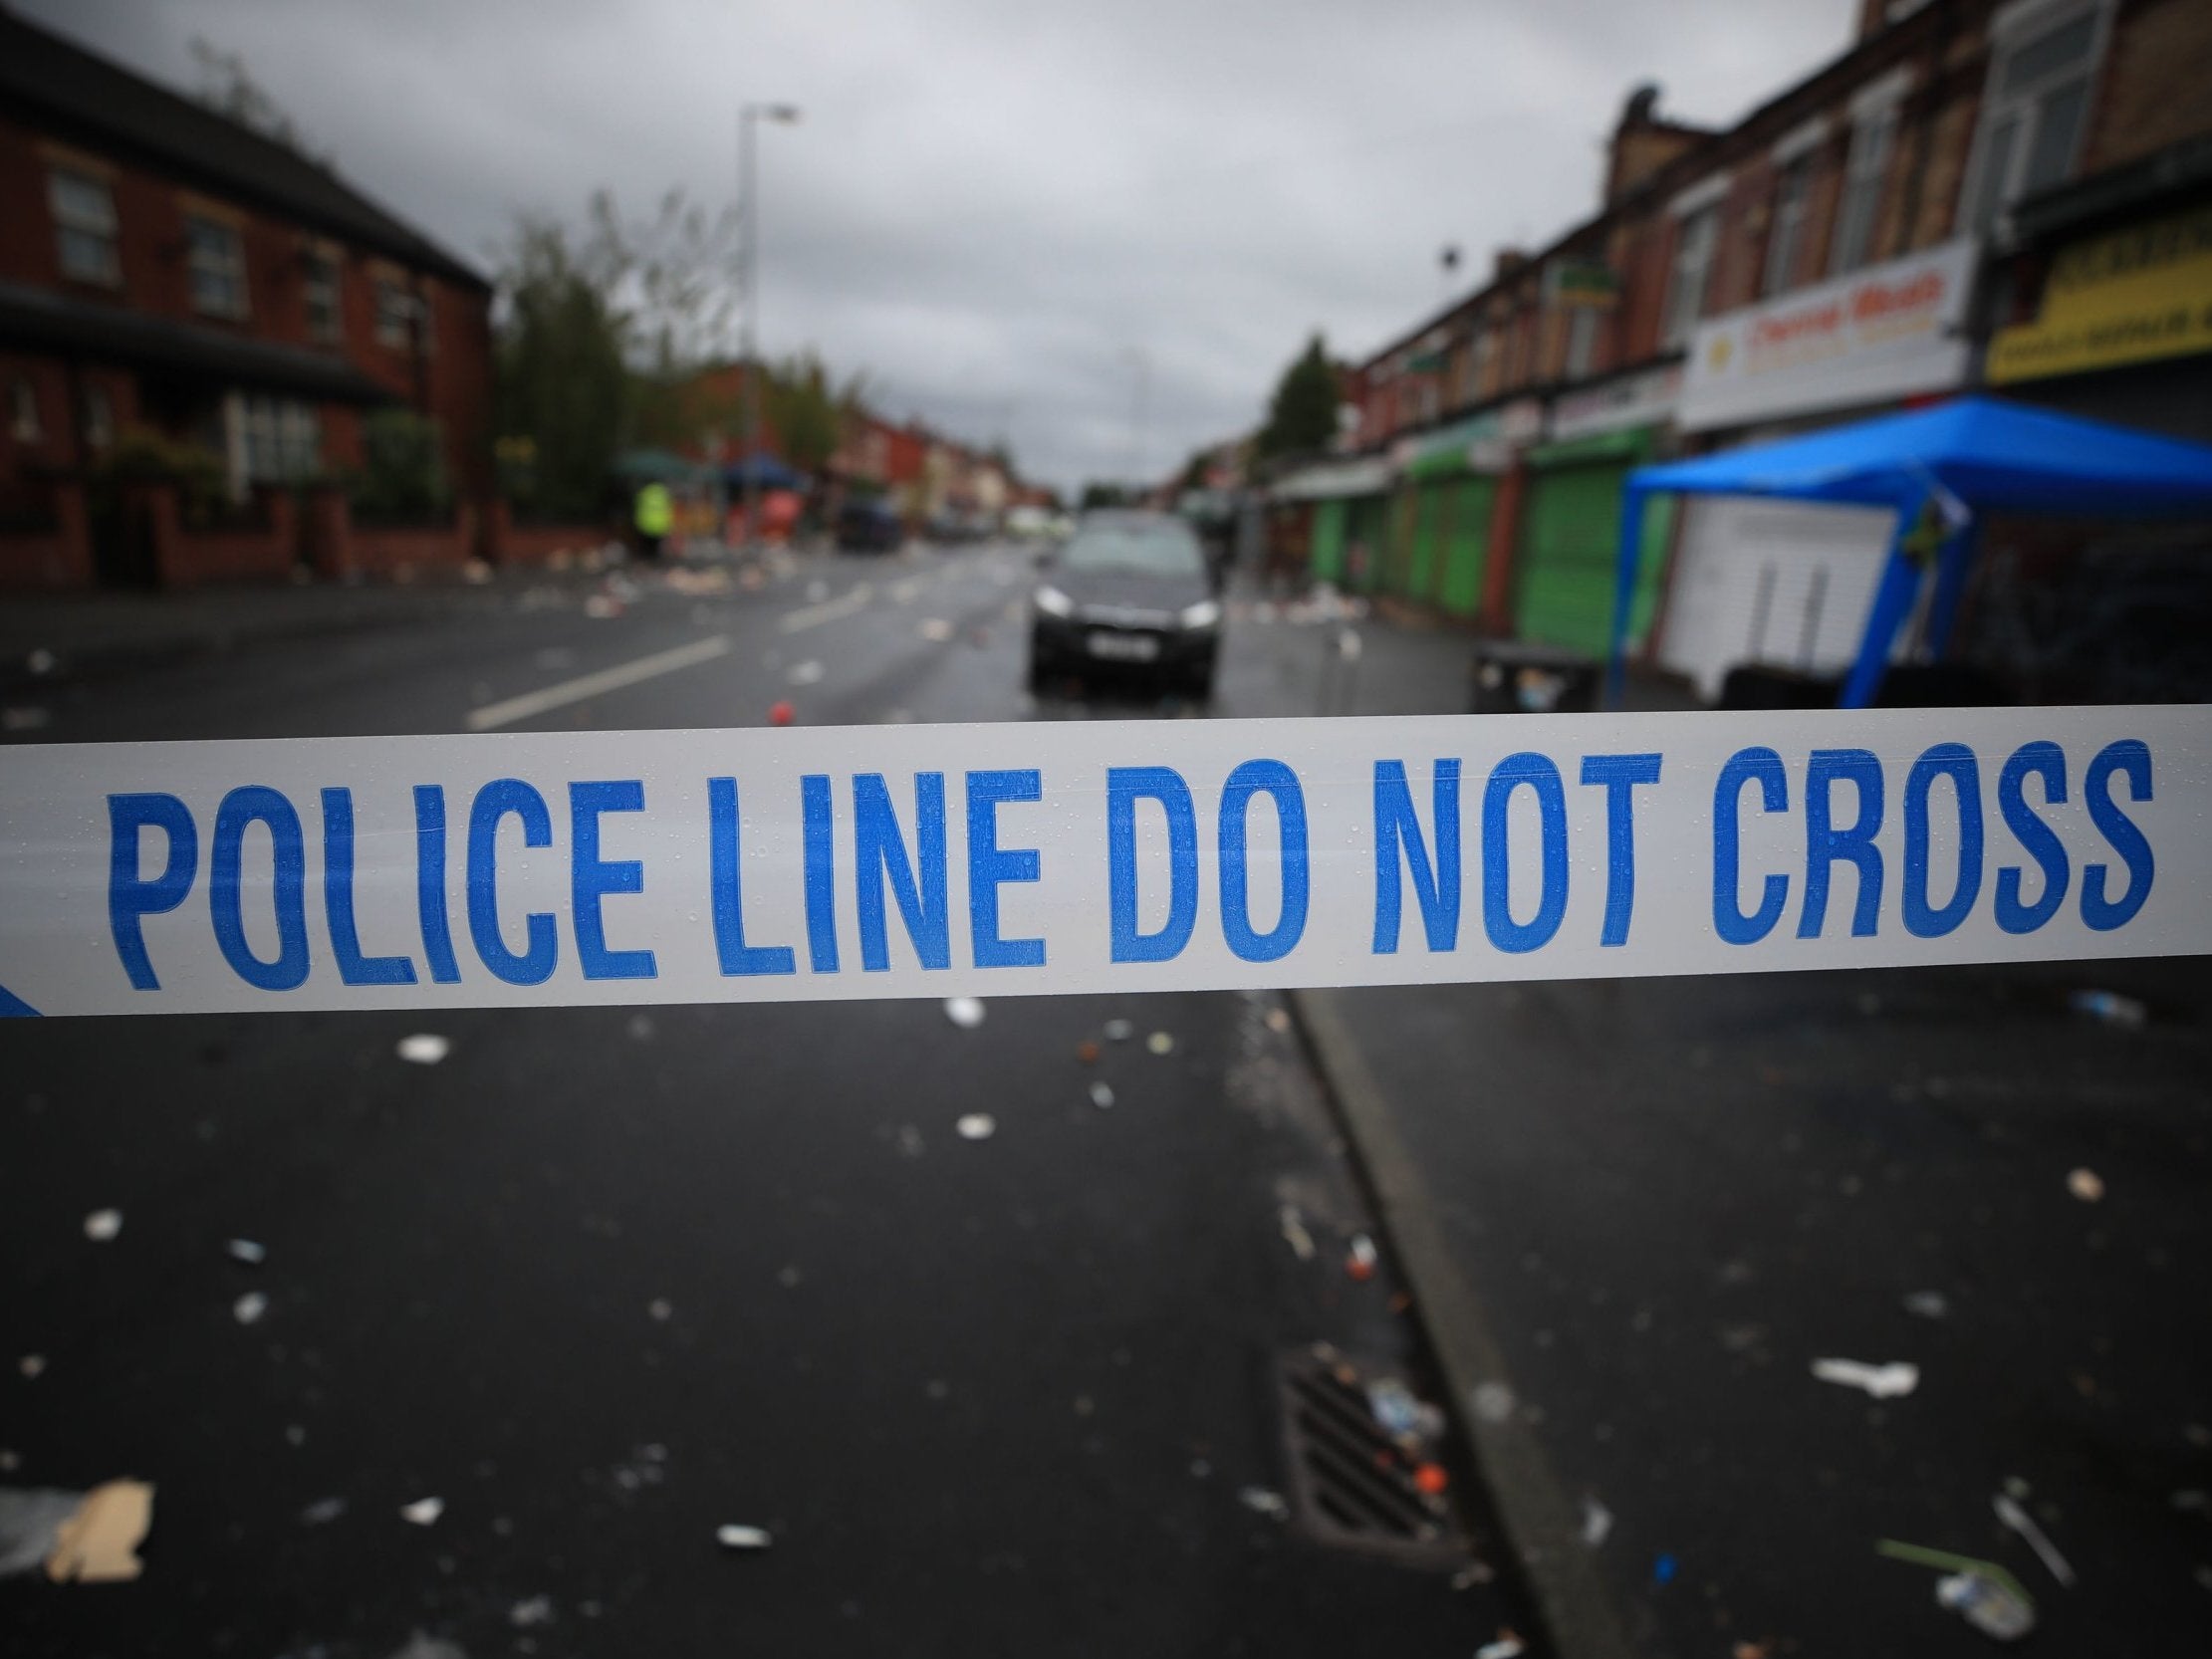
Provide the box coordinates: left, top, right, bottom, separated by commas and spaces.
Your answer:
1059, 524, 1205, 578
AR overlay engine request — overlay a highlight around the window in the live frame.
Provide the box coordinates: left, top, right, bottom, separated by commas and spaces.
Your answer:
375, 279, 415, 349
1763, 156, 1814, 297
187, 217, 248, 318
1830, 102, 1899, 275
241, 394, 322, 482
83, 384, 115, 451
8, 378, 40, 443
1564, 306, 1599, 379
1661, 206, 1719, 351
1965, 4, 2106, 230
303, 250, 342, 343
49, 167, 120, 285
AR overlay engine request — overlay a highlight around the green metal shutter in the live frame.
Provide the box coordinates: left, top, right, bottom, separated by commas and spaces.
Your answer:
1515, 460, 1675, 655
1345, 495, 1388, 592
1438, 476, 1495, 617
1310, 497, 1349, 585
1406, 481, 1450, 598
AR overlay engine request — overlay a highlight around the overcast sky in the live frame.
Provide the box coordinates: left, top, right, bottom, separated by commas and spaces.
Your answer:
27, 0, 1855, 489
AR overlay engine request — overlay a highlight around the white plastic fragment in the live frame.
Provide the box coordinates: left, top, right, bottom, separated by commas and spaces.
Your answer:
1089, 1081, 1115, 1110
399, 1496, 444, 1527
1901, 1291, 1949, 1320
227, 1239, 266, 1266
18, 1355, 46, 1380
82, 1209, 122, 1242
1103, 1019, 1133, 1043
918, 617, 954, 642
647, 1299, 673, 1322
1580, 1495, 1613, 1546
1470, 1381, 1517, 1424
299, 1497, 347, 1526
395, 1034, 450, 1066
943, 996, 986, 1029
2066, 1167, 2104, 1202
509, 1593, 556, 1627
1278, 1205, 1315, 1262
2068, 988, 2145, 1029
1475, 1635, 1527, 1659
1937, 1569, 2036, 1640
1994, 1491, 2077, 1587
1237, 1486, 1289, 1521
232, 1292, 269, 1326
1811, 1357, 1918, 1399
716, 1523, 773, 1551
787, 659, 825, 686
1146, 1031, 1174, 1056
955, 1113, 996, 1141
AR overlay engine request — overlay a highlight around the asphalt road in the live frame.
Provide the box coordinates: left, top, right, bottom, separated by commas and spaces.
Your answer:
1, 546, 1527, 1657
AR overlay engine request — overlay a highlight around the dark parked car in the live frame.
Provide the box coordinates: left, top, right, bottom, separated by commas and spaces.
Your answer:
836, 501, 905, 553
1028, 511, 1221, 698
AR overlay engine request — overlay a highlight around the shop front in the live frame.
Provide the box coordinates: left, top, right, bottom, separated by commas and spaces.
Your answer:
1383, 399, 1538, 617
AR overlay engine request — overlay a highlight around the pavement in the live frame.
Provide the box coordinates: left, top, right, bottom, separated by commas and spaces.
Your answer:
3, 541, 2205, 1656
0, 544, 1534, 1658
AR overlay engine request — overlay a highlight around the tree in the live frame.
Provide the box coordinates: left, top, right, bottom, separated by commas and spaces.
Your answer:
190, 38, 321, 157
580, 188, 741, 370
1255, 334, 1343, 462
765, 352, 854, 474
493, 219, 629, 520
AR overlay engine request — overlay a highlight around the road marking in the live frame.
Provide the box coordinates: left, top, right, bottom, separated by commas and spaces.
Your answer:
890, 577, 924, 604
465, 635, 732, 731
779, 584, 874, 633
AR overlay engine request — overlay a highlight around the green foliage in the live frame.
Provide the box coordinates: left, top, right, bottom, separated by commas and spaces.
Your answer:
88, 425, 228, 523
766, 353, 854, 474
352, 408, 450, 522
494, 218, 629, 520
1079, 481, 1132, 511
1255, 334, 1343, 462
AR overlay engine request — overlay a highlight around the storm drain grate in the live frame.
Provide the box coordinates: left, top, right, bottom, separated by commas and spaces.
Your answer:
1273, 1344, 1470, 1566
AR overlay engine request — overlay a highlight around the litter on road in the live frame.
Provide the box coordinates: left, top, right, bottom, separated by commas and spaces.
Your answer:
1877, 1540, 2037, 1640
1345, 1233, 1378, 1282
1278, 1205, 1315, 1262
18, 1354, 46, 1380
787, 659, 825, 686
1146, 1031, 1174, 1056
1901, 1291, 1949, 1319
2068, 988, 2147, 1029
299, 1497, 347, 1526
509, 1594, 556, 1627
955, 1113, 996, 1141
1580, 1495, 1613, 1547
232, 1292, 269, 1325
395, 1034, 450, 1066
1994, 1490, 2077, 1587
0, 1487, 88, 1577
1103, 1019, 1133, 1043
1474, 1633, 1526, 1659
40, 1480, 155, 1583
2067, 1166, 2105, 1202
716, 1523, 773, 1551
1237, 1486, 1289, 1522
943, 996, 986, 1029
226, 1238, 266, 1266
1811, 1357, 1919, 1398
1089, 1081, 1114, 1109
399, 1496, 444, 1527
917, 617, 954, 641
82, 1209, 122, 1242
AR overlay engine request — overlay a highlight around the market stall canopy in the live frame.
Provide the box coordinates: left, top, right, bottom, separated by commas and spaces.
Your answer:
1270, 456, 1390, 502
725, 451, 804, 491
612, 447, 706, 484
1608, 397, 2212, 706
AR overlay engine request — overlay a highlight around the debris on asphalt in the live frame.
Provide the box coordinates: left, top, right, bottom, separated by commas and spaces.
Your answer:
0, 1487, 86, 1577
0, 1451, 16, 1473
2068, 988, 2146, 1030
1451, 1559, 1496, 1589
1994, 1490, 2077, 1587
2, 707, 52, 732
2067, 1166, 2105, 1202
788, 659, 825, 686
399, 1496, 444, 1527
582, 592, 623, 619
227, 1238, 266, 1266
1580, 1495, 1613, 1546
1901, 1291, 1949, 1320
647, 1298, 673, 1322
917, 617, 954, 642
1346, 1233, 1378, 1282
716, 1523, 773, 1551
1732, 1642, 1774, 1659
1877, 1540, 2037, 1640
82, 1209, 122, 1242
777, 1264, 803, 1289
955, 1113, 996, 1141
1470, 1380, 1516, 1423
386, 1632, 468, 1659
1365, 1377, 1425, 1438
26, 647, 56, 676
1412, 1462, 1449, 1496
626, 1013, 655, 1042
395, 1033, 451, 1066
1474, 1633, 1526, 1659
943, 996, 986, 1029
1811, 1357, 1919, 1399
1265, 1007, 1292, 1034
1652, 1550, 1679, 1586
1278, 1204, 1315, 1262
896, 1124, 925, 1158
1076, 1039, 1101, 1064
1237, 1486, 1289, 1522
18, 1354, 46, 1380
509, 1594, 555, 1627
1104, 1019, 1133, 1043
1146, 1031, 1175, 1056
768, 700, 796, 726
1089, 1081, 1114, 1109
233, 1292, 269, 1325
299, 1497, 348, 1526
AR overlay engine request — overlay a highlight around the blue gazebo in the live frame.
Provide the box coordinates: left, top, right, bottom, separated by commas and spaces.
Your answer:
1605, 397, 2212, 708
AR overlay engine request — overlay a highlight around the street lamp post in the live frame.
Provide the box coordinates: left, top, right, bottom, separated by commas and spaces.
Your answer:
739, 102, 801, 554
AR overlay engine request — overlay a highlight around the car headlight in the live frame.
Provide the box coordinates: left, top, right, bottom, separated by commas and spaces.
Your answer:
1178, 598, 1222, 630
1034, 585, 1074, 618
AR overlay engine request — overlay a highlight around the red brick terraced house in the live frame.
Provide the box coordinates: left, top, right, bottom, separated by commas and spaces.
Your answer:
0, 8, 494, 589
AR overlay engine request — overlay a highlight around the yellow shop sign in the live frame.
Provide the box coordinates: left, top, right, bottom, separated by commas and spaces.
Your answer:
1989, 203, 2212, 383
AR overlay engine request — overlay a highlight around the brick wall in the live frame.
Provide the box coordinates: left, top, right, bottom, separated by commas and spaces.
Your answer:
2085, 0, 2212, 172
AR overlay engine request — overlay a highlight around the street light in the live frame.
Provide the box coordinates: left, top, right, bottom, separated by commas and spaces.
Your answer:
739, 102, 801, 555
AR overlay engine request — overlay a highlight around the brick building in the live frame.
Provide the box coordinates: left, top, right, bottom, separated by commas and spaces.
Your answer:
0, 9, 493, 588
1295, 0, 2212, 699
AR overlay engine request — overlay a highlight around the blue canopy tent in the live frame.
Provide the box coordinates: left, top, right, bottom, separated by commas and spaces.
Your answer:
1604, 396, 2212, 708
724, 451, 805, 492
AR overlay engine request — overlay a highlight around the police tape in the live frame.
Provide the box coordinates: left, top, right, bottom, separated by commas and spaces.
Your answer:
1, 704, 2204, 1018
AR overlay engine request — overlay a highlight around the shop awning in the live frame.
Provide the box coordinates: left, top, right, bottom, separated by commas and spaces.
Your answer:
1271, 456, 1390, 502
1606, 395, 2212, 707
0, 279, 393, 403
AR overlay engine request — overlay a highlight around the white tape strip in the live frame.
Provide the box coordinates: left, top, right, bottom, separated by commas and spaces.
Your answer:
2, 705, 2204, 1017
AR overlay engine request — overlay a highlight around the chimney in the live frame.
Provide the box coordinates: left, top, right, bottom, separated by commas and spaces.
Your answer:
1493, 247, 1530, 283
1604, 82, 1712, 206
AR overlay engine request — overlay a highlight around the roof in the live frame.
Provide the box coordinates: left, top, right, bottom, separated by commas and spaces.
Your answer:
0, 11, 487, 291
1627, 396, 2212, 518
0, 278, 393, 402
